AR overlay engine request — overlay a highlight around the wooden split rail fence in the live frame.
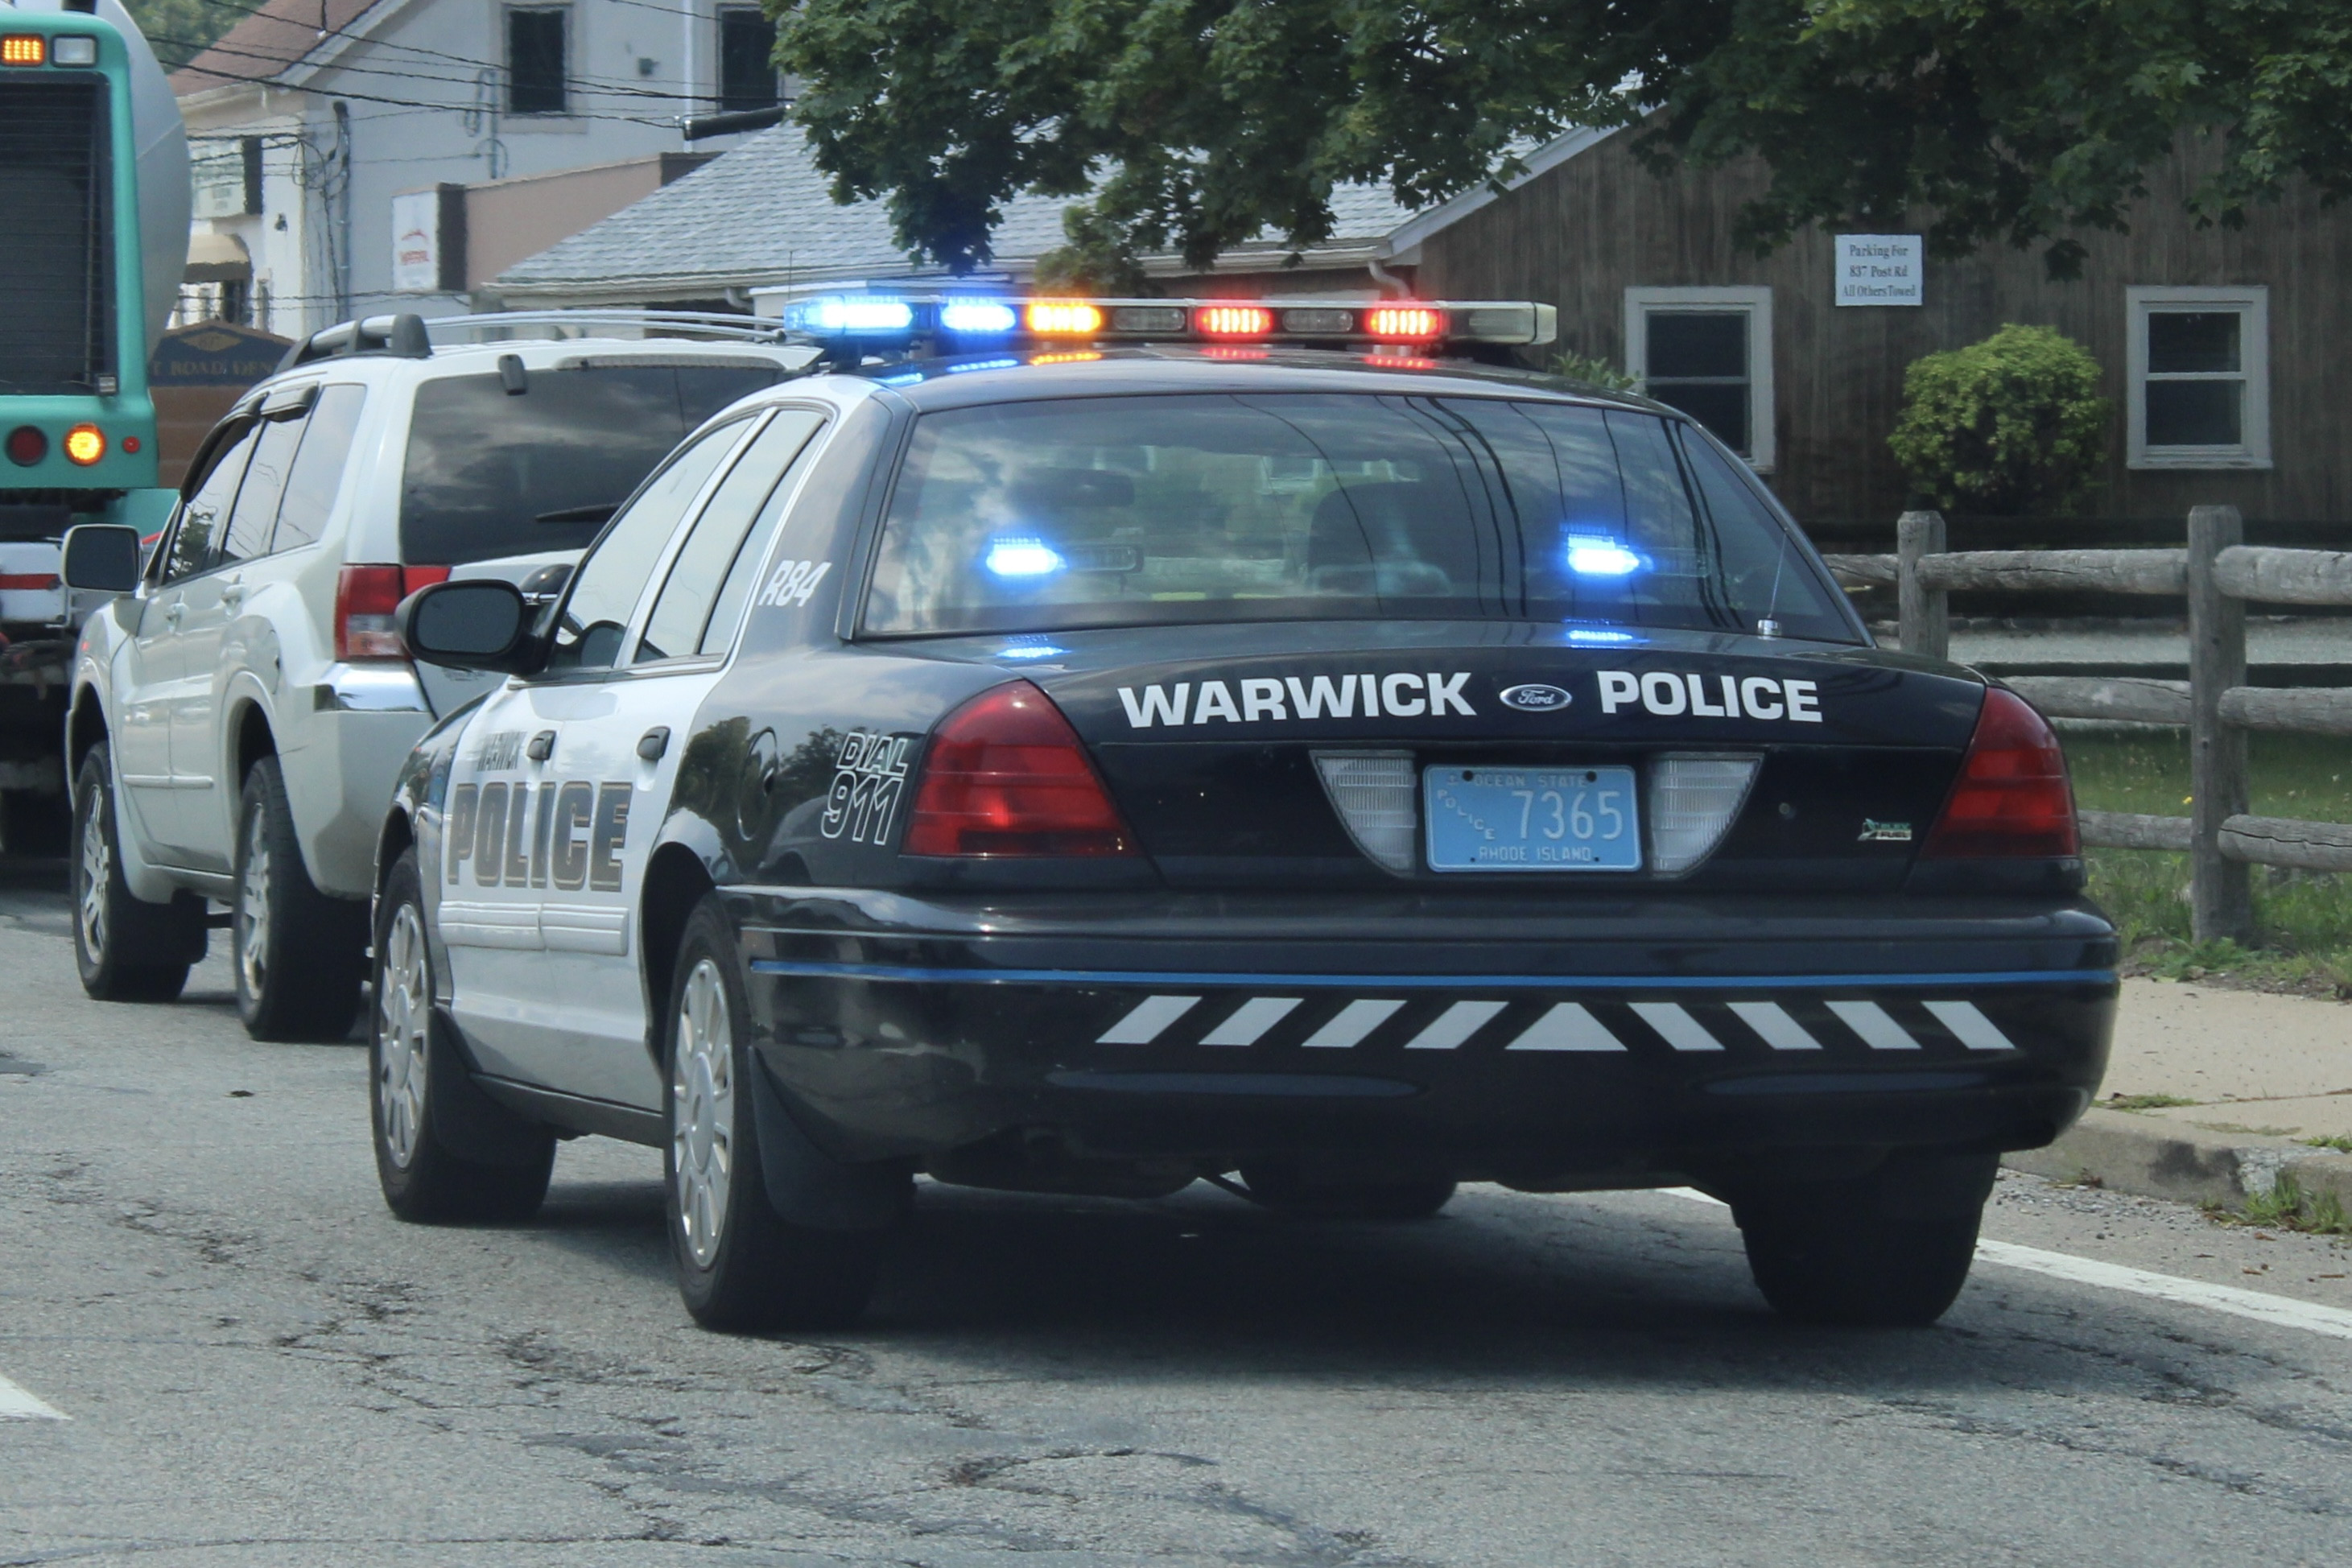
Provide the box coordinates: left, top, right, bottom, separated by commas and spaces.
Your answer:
1822, 505, 2352, 943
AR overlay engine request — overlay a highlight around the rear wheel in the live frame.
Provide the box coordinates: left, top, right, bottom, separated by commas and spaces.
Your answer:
370, 849, 555, 1223
69, 745, 203, 1001
667, 894, 890, 1332
1236, 1163, 1459, 1221
1731, 1150, 1997, 1327
233, 756, 365, 1041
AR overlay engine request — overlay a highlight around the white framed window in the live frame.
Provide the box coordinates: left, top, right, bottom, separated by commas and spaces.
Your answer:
2127, 286, 2270, 469
1624, 286, 1774, 472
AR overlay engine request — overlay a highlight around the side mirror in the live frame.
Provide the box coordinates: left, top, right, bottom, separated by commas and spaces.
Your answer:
59, 524, 142, 594
395, 580, 534, 672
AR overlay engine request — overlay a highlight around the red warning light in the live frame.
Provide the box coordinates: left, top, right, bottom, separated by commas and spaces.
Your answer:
1195, 305, 1273, 338
1366, 306, 1442, 340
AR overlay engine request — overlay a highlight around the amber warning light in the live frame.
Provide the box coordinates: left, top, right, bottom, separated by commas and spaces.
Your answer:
63, 424, 105, 466
2, 35, 46, 66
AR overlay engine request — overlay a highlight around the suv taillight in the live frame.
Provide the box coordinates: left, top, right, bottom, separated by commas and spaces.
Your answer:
1921, 687, 2079, 858
903, 681, 1135, 856
335, 564, 449, 661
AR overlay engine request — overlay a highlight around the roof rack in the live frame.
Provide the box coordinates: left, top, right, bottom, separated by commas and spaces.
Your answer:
277, 309, 791, 371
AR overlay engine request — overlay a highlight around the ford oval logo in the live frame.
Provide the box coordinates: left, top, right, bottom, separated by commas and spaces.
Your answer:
1500, 683, 1572, 712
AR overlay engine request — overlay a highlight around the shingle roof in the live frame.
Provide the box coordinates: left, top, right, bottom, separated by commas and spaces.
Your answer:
493, 126, 1422, 299
171, 0, 385, 97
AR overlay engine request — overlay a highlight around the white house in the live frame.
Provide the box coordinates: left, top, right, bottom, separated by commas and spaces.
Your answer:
170, 0, 784, 335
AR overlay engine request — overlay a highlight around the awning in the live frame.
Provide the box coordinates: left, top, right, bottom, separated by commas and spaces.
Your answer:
184, 230, 251, 283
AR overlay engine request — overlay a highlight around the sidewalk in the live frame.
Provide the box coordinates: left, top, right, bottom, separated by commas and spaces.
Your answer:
2007, 978, 2352, 1210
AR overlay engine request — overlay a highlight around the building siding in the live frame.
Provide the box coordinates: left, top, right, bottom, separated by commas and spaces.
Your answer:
1413, 130, 2352, 525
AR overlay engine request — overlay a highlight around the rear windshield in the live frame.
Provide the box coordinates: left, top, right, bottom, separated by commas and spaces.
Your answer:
398, 361, 784, 565
862, 394, 1858, 642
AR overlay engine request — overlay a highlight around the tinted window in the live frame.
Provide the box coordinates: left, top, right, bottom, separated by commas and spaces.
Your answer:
271, 384, 367, 550
221, 414, 304, 563
863, 394, 1853, 642
546, 422, 747, 674
398, 362, 783, 567
165, 422, 258, 582
637, 408, 827, 662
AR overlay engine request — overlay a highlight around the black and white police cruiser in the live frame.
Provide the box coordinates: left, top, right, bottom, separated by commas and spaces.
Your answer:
369, 295, 2115, 1331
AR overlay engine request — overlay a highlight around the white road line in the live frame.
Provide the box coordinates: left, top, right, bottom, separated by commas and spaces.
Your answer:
1656, 1188, 2352, 1343
0, 1371, 67, 1421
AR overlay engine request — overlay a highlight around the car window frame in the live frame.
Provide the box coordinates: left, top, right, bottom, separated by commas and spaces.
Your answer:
266, 382, 370, 556
528, 414, 766, 686
155, 411, 265, 587
627, 402, 836, 671
217, 390, 320, 567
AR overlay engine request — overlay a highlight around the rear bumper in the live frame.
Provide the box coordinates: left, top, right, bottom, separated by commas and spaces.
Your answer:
729, 889, 2118, 1182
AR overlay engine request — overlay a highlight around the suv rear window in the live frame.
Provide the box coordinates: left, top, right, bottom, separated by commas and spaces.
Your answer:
862, 393, 1859, 642
398, 361, 784, 565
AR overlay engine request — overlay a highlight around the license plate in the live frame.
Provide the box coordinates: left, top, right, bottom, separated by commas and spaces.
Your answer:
1423, 765, 1642, 872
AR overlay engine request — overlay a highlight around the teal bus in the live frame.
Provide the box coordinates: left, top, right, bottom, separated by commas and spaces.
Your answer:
0, 0, 187, 837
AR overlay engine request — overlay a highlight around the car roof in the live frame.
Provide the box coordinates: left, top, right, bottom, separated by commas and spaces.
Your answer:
823, 345, 1672, 416
234, 336, 818, 411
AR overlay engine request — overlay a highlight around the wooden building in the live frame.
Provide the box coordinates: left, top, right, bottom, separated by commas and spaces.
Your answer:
1403, 129, 2351, 526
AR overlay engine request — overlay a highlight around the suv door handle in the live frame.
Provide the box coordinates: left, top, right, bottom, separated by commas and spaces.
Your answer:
163, 600, 184, 626
220, 583, 246, 608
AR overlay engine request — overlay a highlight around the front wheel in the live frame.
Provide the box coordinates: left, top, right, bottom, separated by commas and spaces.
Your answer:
69, 745, 204, 1001
666, 894, 893, 1333
371, 848, 555, 1223
1730, 1150, 1997, 1327
233, 756, 365, 1041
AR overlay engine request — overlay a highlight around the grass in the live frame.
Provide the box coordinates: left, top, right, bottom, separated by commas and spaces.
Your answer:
2060, 728, 2352, 970
2302, 1136, 2352, 1155
2102, 1093, 2199, 1112
2207, 1174, 2352, 1236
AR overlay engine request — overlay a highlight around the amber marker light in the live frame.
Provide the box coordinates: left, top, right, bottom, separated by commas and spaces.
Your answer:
63, 424, 105, 465
2, 35, 45, 66
1025, 301, 1104, 335
1027, 350, 1103, 365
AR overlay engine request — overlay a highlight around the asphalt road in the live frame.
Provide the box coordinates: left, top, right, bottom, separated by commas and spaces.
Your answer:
3, 856, 2350, 1567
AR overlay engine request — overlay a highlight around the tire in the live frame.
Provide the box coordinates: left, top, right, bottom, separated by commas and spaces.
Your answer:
1236, 1163, 1459, 1221
233, 756, 366, 1041
69, 744, 204, 1002
1731, 1150, 1998, 1327
666, 893, 890, 1333
370, 849, 555, 1223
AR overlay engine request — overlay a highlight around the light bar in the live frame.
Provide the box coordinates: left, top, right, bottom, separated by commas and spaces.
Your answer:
2, 35, 44, 66
770, 294, 1558, 350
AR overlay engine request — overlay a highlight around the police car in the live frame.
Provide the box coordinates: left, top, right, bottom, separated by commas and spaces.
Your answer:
369, 296, 2115, 1333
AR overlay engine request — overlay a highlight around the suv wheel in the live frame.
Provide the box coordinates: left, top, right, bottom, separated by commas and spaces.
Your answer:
1730, 1150, 1998, 1327
69, 744, 204, 1001
667, 893, 891, 1332
233, 756, 365, 1041
370, 848, 555, 1222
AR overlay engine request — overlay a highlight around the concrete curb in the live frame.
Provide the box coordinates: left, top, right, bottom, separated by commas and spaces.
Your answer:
2005, 1108, 2352, 1214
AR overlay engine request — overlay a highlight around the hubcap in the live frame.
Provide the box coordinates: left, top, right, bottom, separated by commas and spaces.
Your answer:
237, 806, 270, 1001
77, 795, 108, 958
671, 958, 734, 1269
375, 903, 430, 1168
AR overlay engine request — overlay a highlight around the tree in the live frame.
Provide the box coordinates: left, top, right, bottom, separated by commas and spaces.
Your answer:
122, 0, 241, 72
1888, 325, 2110, 515
775, 1, 2352, 282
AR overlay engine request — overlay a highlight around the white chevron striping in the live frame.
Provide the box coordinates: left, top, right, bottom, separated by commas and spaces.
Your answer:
1200, 996, 1303, 1046
1827, 1000, 1921, 1050
1923, 1000, 2016, 1052
1630, 1001, 1724, 1052
1727, 1001, 1823, 1051
1507, 1002, 1624, 1051
1403, 1000, 1508, 1050
1096, 994, 1199, 1045
1302, 999, 1406, 1049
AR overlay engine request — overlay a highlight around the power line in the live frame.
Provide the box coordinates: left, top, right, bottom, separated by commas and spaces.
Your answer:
169, 56, 681, 126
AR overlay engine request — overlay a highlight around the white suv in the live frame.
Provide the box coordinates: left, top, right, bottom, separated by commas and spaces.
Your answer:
61, 312, 813, 1038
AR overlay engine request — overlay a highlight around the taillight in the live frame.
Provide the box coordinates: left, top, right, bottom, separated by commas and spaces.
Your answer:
1922, 687, 2078, 858
5, 425, 44, 467
903, 681, 1135, 856
335, 565, 404, 660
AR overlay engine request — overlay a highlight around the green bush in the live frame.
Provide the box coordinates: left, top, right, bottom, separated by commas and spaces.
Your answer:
1888, 324, 2110, 514
1549, 352, 1638, 392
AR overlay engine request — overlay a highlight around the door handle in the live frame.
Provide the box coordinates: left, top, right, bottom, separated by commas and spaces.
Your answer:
220, 584, 246, 608
163, 600, 184, 626
637, 727, 670, 762
526, 729, 556, 762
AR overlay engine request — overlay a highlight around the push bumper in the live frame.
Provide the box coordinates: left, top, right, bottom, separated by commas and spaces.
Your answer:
731, 889, 2117, 1185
